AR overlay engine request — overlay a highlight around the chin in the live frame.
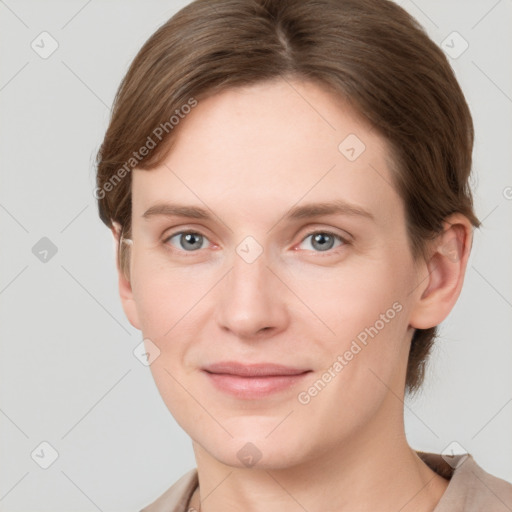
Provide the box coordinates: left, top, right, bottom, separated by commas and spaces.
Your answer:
193, 426, 313, 471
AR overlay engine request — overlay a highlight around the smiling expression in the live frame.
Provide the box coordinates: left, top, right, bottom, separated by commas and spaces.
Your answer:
121, 78, 424, 469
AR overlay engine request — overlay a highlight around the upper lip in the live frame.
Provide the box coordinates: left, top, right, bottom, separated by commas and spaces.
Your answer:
202, 361, 311, 377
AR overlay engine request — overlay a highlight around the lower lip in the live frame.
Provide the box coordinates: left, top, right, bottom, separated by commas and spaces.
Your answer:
203, 371, 311, 399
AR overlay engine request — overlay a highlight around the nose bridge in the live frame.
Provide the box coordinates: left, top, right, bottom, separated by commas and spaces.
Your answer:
228, 236, 270, 302
215, 235, 286, 336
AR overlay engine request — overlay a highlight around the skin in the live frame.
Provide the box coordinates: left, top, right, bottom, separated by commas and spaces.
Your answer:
112, 78, 472, 512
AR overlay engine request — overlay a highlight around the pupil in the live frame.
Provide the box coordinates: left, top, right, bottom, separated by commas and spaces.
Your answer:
314, 233, 333, 251
183, 233, 202, 250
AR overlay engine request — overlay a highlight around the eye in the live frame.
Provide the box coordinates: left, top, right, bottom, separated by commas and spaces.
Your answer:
164, 231, 210, 252
298, 230, 346, 253
162, 229, 348, 255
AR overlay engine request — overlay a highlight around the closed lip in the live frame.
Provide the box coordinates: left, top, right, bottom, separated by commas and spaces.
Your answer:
202, 361, 311, 377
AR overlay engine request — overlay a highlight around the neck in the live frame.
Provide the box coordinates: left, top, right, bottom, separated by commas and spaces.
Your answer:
189, 396, 449, 512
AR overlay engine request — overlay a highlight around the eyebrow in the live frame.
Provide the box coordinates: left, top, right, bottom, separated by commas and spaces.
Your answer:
142, 200, 374, 222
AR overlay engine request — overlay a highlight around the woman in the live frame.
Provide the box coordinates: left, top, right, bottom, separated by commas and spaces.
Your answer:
95, 0, 512, 510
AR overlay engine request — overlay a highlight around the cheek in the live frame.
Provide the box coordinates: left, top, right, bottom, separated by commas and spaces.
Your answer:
286, 259, 413, 398
285, 257, 409, 338
127, 249, 415, 461
132, 247, 413, 363
131, 261, 208, 427
130, 252, 212, 338
292, 275, 410, 441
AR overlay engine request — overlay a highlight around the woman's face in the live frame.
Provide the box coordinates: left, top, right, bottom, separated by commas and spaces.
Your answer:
123, 79, 424, 469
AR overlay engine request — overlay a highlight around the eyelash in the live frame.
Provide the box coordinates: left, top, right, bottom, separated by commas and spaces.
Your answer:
161, 229, 350, 257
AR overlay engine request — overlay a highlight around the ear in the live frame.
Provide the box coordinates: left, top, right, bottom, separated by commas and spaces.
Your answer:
409, 214, 473, 330
111, 221, 141, 331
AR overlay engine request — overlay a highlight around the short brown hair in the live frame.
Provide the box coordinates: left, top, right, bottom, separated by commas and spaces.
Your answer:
96, 0, 480, 394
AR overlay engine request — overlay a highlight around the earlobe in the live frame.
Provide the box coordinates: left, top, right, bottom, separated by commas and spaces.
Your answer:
409, 214, 473, 330
111, 221, 141, 331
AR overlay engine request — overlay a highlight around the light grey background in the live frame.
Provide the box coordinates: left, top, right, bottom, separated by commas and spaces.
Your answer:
1, 1, 511, 510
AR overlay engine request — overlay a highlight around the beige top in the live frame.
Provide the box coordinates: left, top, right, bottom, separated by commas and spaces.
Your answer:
140, 452, 512, 512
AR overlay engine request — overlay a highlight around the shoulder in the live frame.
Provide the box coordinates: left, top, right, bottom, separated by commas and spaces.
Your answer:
139, 468, 198, 512
421, 452, 512, 512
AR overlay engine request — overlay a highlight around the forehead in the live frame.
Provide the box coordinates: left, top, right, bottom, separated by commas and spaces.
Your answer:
132, 79, 403, 228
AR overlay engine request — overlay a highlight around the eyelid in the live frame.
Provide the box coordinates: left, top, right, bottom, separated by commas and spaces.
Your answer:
296, 223, 353, 244
295, 229, 349, 254
162, 225, 351, 256
163, 230, 213, 252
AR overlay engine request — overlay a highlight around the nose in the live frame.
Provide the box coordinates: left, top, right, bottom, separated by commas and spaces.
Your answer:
215, 245, 289, 340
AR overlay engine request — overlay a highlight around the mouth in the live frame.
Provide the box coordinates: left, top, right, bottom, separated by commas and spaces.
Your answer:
201, 361, 312, 399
